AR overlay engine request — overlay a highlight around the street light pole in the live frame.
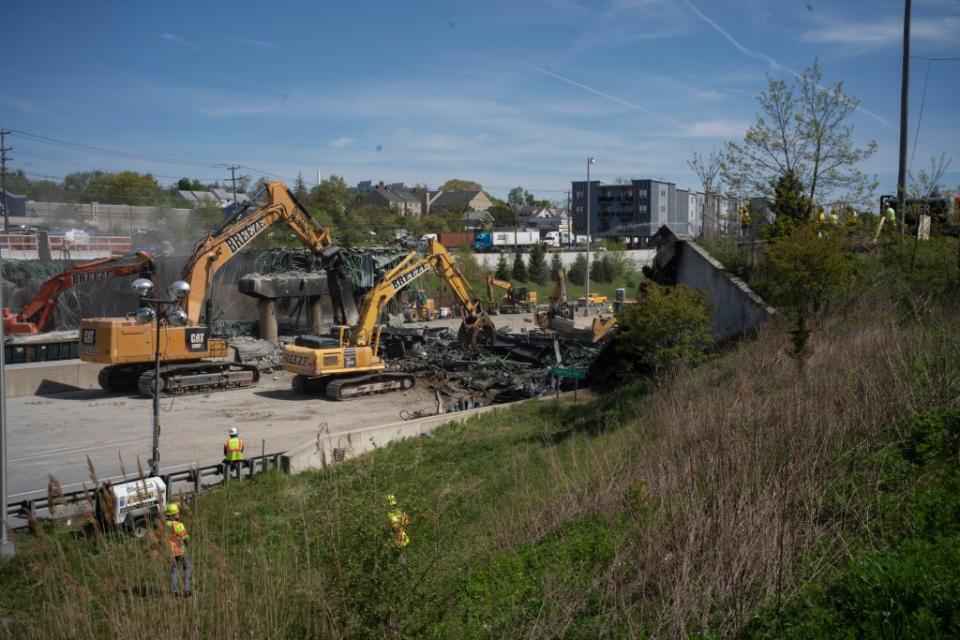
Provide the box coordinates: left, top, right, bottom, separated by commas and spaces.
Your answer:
0, 236, 12, 558
132, 279, 190, 478
584, 157, 595, 317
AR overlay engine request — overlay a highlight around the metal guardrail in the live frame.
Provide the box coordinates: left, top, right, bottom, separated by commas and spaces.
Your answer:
4, 453, 285, 531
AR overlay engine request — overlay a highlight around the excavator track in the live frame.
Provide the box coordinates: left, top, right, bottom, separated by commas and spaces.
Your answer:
98, 364, 147, 392
137, 362, 260, 397
295, 372, 415, 400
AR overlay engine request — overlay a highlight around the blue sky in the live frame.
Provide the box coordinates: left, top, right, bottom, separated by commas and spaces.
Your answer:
2, 0, 958, 203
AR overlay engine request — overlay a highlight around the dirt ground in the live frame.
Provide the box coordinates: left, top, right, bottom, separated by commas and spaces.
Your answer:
6, 310, 602, 500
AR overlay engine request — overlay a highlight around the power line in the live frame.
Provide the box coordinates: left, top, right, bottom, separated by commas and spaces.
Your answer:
908, 59, 933, 175
8, 129, 225, 168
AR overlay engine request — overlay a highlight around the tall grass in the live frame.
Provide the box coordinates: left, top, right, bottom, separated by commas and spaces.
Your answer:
2, 243, 958, 638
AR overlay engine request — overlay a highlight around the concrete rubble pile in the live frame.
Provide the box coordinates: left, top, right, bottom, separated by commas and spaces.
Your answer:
381, 326, 606, 405
228, 336, 285, 371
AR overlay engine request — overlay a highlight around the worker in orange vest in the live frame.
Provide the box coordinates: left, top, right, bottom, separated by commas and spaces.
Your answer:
223, 427, 245, 478
165, 502, 192, 596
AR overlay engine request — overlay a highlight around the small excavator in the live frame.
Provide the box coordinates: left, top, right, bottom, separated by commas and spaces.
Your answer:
534, 267, 572, 329
283, 238, 495, 399
2, 251, 156, 334
485, 273, 537, 313
80, 181, 337, 396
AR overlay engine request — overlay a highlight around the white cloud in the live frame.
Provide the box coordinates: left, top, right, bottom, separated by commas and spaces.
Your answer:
801, 16, 960, 48
0, 98, 43, 113
682, 118, 748, 138
224, 36, 278, 50
160, 33, 199, 51
328, 137, 354, 149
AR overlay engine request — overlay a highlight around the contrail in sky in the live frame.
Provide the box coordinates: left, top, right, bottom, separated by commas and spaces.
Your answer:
680, 0, 891, 127
522, 62, 684, 128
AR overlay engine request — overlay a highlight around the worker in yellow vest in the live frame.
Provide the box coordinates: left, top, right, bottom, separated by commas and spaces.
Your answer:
223, 427, 245, 478
165, 502, 192, 596
385, 494, 410, 560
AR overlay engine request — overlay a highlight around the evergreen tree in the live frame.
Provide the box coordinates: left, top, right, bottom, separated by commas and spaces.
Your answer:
494, 253, 510, 280
568, 253, 588, 286
294, 172, 308, 200
550, 252, 564, 281
527, 243, 548, 285
771, 170, 810, 236
511, 250, 528, 282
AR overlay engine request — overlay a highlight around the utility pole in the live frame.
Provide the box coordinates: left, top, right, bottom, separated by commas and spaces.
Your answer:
1, 130, 12, 233
897, 0, 911, 240
227, 164, 240, 209
0, 131, 11, 556
584, 157, 595, 317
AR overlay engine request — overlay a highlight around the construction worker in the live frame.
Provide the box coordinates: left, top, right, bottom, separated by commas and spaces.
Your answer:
223, 427, 244, 478
165, 502, 192, 597
385, 494, 410, 560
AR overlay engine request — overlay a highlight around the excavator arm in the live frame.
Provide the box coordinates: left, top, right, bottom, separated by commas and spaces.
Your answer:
3, 251, 156, 334
485, 273, 513, 307
350, 239, 490, 347
178, 181, 334, 324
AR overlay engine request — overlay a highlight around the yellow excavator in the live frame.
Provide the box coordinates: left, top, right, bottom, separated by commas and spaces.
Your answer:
283, 238, 495, 399
485, 273, 537, 313
534, 267, 572, 329
80, 181, 336, 395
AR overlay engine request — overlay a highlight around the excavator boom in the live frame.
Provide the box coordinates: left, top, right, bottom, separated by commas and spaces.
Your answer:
283, 238, 495, 399
179, 181, 333, 324
2, 251, 156, 334
80, 181, 336, 396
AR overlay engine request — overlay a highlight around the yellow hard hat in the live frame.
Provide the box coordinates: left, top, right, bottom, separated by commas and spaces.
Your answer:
166, 503, 179, 517
385, 494, 397, 507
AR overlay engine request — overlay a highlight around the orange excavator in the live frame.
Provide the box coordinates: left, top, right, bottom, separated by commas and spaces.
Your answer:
2, 251, 156, 334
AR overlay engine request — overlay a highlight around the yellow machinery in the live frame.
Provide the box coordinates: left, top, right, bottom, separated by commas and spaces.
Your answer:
402, 290, 437, 322
534, 267, 572, 329
485, 273, 537, 313
81, 181, 335, 395
283, 238, 495, 399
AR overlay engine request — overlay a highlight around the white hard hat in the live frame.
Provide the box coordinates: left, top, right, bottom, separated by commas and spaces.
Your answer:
229, 427, 238, 437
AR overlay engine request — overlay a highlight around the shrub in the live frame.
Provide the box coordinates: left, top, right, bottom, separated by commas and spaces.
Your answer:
597, 281, 713, 381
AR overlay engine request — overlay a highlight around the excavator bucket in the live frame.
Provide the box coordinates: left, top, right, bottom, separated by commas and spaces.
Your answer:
457, 314, 496, 349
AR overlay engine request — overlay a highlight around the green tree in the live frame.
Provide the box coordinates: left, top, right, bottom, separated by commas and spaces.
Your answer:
62, 170, 104, 194
760, 226, 853, 360
177, 177, 193, 191
84, 171, 164, 205
511, 250, 528, 282
527, 243, 548, 285
507, 186, 525, 208
487, 203, 515, 227
604, 282, 713, 380
439, 178, 482, 192
494, 253, 510, 280
770, 170, 810, 236
723, 60, 877, 210
294, 172, 308, 200
567, 253, 588, 286
549, 252, 563, 281
309, 175, 354, 221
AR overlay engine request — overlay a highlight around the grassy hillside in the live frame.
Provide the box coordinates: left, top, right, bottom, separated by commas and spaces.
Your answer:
2, 239, 958, 638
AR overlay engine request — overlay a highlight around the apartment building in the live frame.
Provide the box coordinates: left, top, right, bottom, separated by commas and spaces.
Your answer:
571, 178, 737, 239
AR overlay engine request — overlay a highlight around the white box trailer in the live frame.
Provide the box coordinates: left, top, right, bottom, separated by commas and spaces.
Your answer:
94, 476, 167, 537
490, 230, 539, 248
